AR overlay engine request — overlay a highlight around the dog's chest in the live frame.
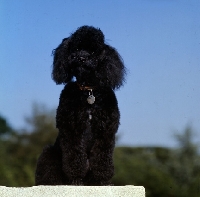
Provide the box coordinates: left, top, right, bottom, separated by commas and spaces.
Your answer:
80, 89, 97, 106
83, 121, 96, 154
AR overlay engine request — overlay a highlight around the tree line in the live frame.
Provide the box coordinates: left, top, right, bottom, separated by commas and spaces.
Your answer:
0, 103, 199, 197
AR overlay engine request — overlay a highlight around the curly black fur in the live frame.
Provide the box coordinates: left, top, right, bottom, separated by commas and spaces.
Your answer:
35, 26, 126, 186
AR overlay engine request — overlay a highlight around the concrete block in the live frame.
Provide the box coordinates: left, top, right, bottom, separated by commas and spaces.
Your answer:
0, 185, 145, 197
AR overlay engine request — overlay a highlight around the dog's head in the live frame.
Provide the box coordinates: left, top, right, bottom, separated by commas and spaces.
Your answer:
52, 25, 126, 90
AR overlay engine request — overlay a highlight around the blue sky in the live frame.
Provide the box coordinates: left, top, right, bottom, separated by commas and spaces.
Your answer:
0, 0, 200, 147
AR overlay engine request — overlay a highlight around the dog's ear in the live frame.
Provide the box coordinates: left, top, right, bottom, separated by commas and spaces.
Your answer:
101, 45, 126, 90
52, 38, 73, 84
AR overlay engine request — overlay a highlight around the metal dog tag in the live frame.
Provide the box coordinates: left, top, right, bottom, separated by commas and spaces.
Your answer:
87, 95, 95, 104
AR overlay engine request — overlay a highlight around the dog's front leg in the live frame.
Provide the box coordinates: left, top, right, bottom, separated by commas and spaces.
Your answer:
89, 133, 116, 185
87, 105, 119, 185
60, 133, 88, 185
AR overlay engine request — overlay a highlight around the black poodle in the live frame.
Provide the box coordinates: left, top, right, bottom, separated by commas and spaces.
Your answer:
35, 26, 126, 186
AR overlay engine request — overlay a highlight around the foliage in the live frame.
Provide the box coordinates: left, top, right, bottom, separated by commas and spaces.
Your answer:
112, 126, 200, 197
112, 147, 178, 196
0, 115, 12, 136
0, 103, 58, 186
0, 104, 199, 196
166, 126, 200, 197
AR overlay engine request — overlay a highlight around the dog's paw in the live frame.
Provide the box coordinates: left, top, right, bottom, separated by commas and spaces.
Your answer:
89, 181, 113, 186
71, 179, 84, 186
100, 181, 114, 186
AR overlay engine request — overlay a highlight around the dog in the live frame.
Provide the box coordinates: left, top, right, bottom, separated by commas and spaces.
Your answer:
35, 26, 126, 186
